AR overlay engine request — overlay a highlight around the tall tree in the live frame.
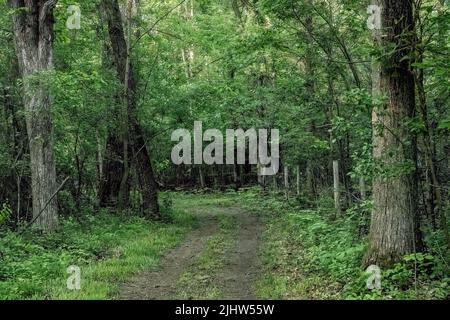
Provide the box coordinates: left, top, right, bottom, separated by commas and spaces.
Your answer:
364, 0, 423, 267
102, 0, 160, 218
8, 0, 59, 231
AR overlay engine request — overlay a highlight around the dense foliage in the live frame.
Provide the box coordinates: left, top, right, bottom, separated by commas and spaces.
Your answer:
0, 0, 448, 300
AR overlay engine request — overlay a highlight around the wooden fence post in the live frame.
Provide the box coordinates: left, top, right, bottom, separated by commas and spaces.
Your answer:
284, 165, 289, 199
333, 160, 341, 214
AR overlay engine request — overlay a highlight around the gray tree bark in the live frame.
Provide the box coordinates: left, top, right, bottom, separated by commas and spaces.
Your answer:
359, 177, 366, 201
333, 160, 341, 215
284, 165, 289, 199
9, 0, 59, 232
364, 0, 423, 267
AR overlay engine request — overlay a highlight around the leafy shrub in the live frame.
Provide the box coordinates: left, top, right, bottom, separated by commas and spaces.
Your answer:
0, 203, 12, 226
242, 187, 449, 300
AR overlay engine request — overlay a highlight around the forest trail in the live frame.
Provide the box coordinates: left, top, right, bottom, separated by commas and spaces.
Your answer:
119, 203, 263, 300
218, 211, 263, 299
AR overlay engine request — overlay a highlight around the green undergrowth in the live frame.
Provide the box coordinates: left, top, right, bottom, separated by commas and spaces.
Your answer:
239, 187, 449, 300
1, 189, 447, 300
0, 205, 195, 300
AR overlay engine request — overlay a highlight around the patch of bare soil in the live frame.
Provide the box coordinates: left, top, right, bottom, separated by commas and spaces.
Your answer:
217, 211, 263, 300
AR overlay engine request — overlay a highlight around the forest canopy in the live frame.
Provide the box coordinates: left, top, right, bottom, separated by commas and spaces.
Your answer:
0, 0, 449, 301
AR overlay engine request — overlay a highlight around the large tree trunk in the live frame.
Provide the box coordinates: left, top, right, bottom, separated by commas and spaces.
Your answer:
9, 0, 59, 232
130, 120, 159, 216
364, 0, 423, 267
98, 6, 129, 209
102, 0, 159, 217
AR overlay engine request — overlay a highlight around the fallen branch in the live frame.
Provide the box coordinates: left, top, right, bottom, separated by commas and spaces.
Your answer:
18, 176, 70, 235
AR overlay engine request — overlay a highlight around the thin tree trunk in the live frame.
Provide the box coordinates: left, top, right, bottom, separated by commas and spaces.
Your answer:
284, 165, 289, 199
305, 4, 317, 199
233, 163, 241, 191
306, 161, 315, 197
359, 177, 366, 201
99, 133, 128, 207
96, 134, 103, 189
2, 57, 30, 226
199, 166, 205, 188
413, 16, 450, 244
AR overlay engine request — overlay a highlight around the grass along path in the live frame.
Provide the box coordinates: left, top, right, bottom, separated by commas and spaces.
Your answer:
0, 207, 196, 300
1, 191, 264, 300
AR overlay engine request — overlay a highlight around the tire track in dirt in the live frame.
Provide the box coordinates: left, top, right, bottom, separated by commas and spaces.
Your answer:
216, 210, 263, 300
119, 205, 263, 300
120, 215, 217, 300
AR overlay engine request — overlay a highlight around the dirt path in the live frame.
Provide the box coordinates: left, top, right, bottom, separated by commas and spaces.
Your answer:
218, 212, 263, 300
119, 205, 263, 300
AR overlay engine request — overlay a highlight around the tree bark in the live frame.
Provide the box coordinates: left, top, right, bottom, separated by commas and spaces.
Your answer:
9, 0, 59, 232
304, 3, 317, 199
99, 133, 128, 207
102, 0, 159, 217
359, 177, 366, 201
233, 163, 241, 191
198, 166, 205, 188
284, 165, 289, 199
364, 0, 423, 267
